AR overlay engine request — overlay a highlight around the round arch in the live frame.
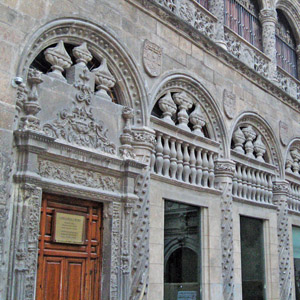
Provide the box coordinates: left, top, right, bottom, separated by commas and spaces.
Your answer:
16, 17, 148, 127
229, 111, 284, 177
149, 71, 229, 158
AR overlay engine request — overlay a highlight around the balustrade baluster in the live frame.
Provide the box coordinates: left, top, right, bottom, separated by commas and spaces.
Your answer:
208, 152, 215, 188
237, 164, 243, 197
256, 171, 262, 202
261, 173, 267, 202
150, 149, 156, 173
232, 167, 238, 196
190, 146, 196, 184
162, 135, 170, 177
155, 133, 163, 175
252, 169, 257, 201
242, 166, 248, 199
247, 167, 252, 200
176, 141, 184, 181
196, 148, 203, 186
267, 175, 273, 203
183, 143, 191, 183
169, 138, 178, 179
202, 150, 209, 187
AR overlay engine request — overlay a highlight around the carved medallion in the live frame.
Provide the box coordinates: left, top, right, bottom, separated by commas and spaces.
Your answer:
143, 40, 162, 77
279, 121, 289, 146
223, 89, 236, 119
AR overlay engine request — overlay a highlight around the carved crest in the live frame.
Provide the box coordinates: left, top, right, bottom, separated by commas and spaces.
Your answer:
223, 89, 236, 119
279, 121, 289, 146
143, 40, 162, 77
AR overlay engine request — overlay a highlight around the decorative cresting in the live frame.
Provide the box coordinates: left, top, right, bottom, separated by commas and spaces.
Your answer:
154, 0, 216, 39
150, 76, 228, 188
12, 183, 42, 300
24, 40, 116, 154
231, 114, 281, 204
214, 159, 236, 300
17, 18, 147, 126
272, 181, 292, 300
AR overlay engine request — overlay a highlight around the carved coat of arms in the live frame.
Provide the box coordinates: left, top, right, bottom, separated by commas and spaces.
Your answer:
143, 40, 162, 77
279, 120, 289, 146
223, 89, 236, 119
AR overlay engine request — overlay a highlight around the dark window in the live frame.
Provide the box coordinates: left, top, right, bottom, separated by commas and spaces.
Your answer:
293, 226, 300, 300
276, 10, 298, 79
164, 200, 201, 300
224, 0, 262, 50
240, 216, 265, 300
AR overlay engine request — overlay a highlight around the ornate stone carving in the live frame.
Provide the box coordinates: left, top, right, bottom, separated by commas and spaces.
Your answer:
273, 181, 292, 300
158, 92, 177, 124
254, 54, 269, 77
0, 206, 7, 264
39, 160, 121, 191
72, 42, 93, 66
224, 32, 241, 58
44, 40, 72, 80
189, 103, 206, 136
92, 58, 116, 101
120, 107, 136, 159
223, 89, 236, 119
0, 151, 12, 204
232, 127, 246, 154
179, 1, 194, 23
132, 131, 156, 147
279, 121, 289, 146
173, 91, 193, 131
20, 68, 43, 131
253, 134, 266, 162
143, 40, 162, 77
242, 125, 256, 159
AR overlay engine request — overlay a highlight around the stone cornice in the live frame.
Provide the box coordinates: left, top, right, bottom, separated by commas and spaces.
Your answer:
127, 0, 300, 114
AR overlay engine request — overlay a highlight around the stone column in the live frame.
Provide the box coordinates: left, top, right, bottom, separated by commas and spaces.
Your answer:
259, 9, 278, 80
209, 0, 227, 49
273, 180, 292, 300
214, 159, 236, 300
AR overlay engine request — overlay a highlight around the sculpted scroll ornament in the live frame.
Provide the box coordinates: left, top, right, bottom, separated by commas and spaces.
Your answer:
143, 40, 162, 77
39, 160, 121, 192
223, 90, 236, 119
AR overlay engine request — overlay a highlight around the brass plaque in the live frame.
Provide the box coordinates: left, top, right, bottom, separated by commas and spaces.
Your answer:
53, 212, 86, 244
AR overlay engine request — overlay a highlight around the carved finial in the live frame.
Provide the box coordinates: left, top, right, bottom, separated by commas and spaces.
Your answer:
173, 91, 193, 131
158, 92, 176, 124
189, 103, 206, 136
254, 134, 266, 162
232, 127, 246, 154
44, 40, 72, 80
92, 58, 116, 101
72, 42, 93, 67
242, 125, 256, 159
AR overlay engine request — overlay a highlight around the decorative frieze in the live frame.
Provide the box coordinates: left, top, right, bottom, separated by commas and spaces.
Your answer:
39, 160, 121, 192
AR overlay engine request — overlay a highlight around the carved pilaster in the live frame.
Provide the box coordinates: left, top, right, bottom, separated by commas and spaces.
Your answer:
11, 183, 42, 300
209, 0, 227, 49
272, 180, 292, 300
259, 9, 277, 80
214, 159, 236, 300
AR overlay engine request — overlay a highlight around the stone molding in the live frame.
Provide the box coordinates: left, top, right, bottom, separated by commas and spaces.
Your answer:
214, 159, 236, 177
273, 180, 289, 195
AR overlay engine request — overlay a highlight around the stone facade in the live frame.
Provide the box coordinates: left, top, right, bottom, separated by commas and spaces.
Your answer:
1, 0, 300, 299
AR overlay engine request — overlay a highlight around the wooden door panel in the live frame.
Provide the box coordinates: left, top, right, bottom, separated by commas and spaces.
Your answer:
37, 194, 102, 300
65, 258, 85, 300
43, 257, 64, 300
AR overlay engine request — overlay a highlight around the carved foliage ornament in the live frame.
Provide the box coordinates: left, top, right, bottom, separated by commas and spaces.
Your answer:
143, 40, 162, 77
223, 89, 236, 119
39, 160, 121, 192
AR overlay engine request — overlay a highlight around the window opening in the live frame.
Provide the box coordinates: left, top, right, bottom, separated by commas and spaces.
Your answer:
292, 226, 300, 299
164, 200, 201, 300
224, 0, 262, 50
240, 216, 266, 300
276, 10, 298, 79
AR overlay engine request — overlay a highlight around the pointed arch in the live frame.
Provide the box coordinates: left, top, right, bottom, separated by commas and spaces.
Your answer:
229, 111, 284, 177
149, 71, 229, 158
16, 17, 148, 127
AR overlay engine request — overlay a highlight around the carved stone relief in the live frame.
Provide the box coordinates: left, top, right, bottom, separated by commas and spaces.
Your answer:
39, 160, 121, 192
279, 121, 289, 146
143, 40, 162, 77
223, 89, 236, 119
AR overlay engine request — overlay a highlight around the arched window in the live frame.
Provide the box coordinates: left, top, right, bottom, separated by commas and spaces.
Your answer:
224, 0, 262, 50
276, 10, 298, 79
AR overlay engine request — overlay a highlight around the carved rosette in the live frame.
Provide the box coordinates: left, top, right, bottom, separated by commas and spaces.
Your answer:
214, 159, 235, 300
273, 181, 292, 300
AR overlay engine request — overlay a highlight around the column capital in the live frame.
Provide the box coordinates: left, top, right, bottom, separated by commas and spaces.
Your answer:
214, 159, 235, 177
272, 180, 289, 195
259, 9, 277, 24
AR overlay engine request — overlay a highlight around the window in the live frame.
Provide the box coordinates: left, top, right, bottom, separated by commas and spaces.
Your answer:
276, 10, 298, 79
240, 216, 266, 300
224, 0, 262, 50
293, 226, 300, 299
164, 200, 201, 300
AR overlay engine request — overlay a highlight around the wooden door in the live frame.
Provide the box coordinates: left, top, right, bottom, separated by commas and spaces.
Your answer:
36, 194, 102, 300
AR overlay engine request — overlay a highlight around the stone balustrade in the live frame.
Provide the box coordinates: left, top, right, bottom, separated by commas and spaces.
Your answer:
287, 181, 300, 213
150, 130, 218, 188
232, 162, 274, 203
